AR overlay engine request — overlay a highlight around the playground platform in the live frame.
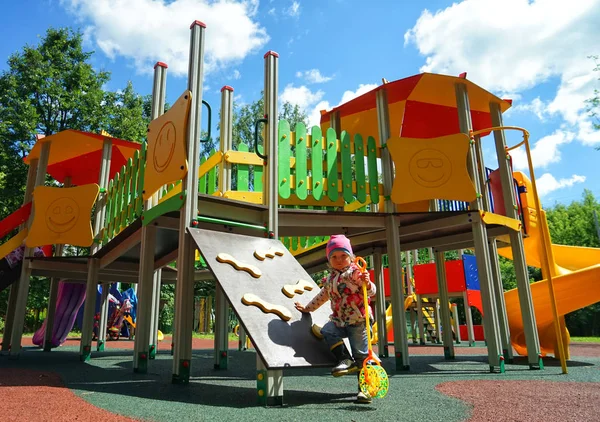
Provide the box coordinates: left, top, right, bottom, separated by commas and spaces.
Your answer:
1, 340, 599, 421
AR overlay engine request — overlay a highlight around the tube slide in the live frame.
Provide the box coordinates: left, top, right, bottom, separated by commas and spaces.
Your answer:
495, 172, 600, 357
32, 281, 86, 348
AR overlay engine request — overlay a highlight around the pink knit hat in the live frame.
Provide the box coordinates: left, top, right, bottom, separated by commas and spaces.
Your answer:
326, 235, 353, 260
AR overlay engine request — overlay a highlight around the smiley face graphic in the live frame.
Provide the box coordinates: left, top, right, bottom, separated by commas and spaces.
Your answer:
45, 197, 80, 234
409, 149, 452, 188
153, 121, 177, 173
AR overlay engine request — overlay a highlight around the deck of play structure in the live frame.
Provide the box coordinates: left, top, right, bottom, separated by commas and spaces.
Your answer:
2, 20, 600, 406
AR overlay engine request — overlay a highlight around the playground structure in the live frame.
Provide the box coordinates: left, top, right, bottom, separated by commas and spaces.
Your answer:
0, 20, 599, 406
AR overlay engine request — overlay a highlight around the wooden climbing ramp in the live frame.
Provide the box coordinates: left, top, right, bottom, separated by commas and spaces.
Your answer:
188, 228, 335, 369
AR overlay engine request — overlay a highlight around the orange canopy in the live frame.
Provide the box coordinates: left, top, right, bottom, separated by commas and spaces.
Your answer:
320, 73, 511, 145
24, 130, 141, 186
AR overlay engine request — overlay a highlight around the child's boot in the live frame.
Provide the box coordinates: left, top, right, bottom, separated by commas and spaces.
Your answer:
355, 357, 372, 404
330, 342, 357, 377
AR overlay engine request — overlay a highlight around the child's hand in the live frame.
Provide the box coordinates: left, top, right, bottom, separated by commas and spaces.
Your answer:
294, 301, 309, 313
359, 271, 371, 286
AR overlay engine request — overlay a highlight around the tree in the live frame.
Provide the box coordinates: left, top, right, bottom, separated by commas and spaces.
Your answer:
103, 82, 152, 143
585, 55, 599, 151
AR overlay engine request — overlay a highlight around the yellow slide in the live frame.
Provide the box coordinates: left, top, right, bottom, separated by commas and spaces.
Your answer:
371, 294, 434, 344
497, 172, 600, 358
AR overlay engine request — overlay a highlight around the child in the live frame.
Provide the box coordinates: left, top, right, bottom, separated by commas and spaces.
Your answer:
0, 244, 46, 292
294, 234, 376, 404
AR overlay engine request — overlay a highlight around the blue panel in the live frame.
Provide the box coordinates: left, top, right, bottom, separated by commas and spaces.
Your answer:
462, 254, 480, 291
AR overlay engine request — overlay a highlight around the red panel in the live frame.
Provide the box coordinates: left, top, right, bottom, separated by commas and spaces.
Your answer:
466, 289, 483, 315
459, 324, 485, 341
47, 145, 129, 186
446, 260, 466, 292
368, 267, 391, 297
414, 260, 467, 294
320, 74, 423, 123
401, 102, 460, 138
413, 262, 439, 295
488, 168, 506, 215
0, 202, 32, 238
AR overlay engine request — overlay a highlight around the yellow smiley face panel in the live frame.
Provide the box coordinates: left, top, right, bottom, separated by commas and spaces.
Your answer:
387, 133, 477, 204
143, 90, 192, 200
26, 184, 100, 247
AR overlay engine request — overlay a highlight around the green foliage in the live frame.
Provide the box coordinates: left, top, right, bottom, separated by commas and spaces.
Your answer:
585, 55, 599, 150
103, 82, 153, 143
546, 189, 600, 247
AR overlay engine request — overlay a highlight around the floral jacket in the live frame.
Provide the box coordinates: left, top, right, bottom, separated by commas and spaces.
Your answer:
304, 263, 376, 327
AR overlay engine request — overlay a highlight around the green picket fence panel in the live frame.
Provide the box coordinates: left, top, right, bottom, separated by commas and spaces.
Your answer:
135, 143, 146, 216
278, 120, 291, 199
207, 149, 217, 195
103, 178, 114, 242
254, 145, 264, 192
237, 143, 250, 191
294, 123, 307, 200
325, 128, 338, 202
311, 126, 324, 201
340, 131, 353, 204
354, 134, 367, 204
198, 156, 207, 194
366, 136, 379, 205
127, 154, 138, 222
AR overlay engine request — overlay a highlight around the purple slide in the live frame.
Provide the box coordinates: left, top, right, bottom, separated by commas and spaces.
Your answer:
33, 281, 86, 348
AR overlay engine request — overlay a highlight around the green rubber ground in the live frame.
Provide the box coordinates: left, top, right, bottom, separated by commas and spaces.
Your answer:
1, 345, 599, 421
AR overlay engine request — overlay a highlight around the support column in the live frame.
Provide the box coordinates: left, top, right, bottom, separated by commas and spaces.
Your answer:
96, 283, 110, 350
148, 62, 168, 359
373, 251, 388, 357
452, 303, 461, 344
80, 136, 113, 361
416, 294, 426, 345
133, 225, 157, 372
172, 21, 206, 384
474, 132, 512, 361
455, 82, 503, 372
214, 85, 234, 369
2, 159, 37, 353
434, 251, 455, 358
256, 49, 283, 406
462, 290, 476, 346
490, 101, 542, 369
9, 141, 51, 359
376, 87, 409, 370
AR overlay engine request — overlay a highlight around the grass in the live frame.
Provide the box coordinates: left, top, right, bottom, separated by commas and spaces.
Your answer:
571, 336, 600, 343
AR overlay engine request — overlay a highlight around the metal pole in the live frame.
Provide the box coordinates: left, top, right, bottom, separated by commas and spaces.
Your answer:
214, 85, 234, 369
2, 158, 38, 352
9, 140, 51, 358
373, 251, 388, 357
80, 136, 113, 361
434, 251, 454, 358
462, 290, 476, 346
149, 62, 168, 360
474, 130, 512, 361
172, 20, 206, 384
256, 50, 283, 406
490, 101, 542, 369
455, 82, 503, 372
376, 87, 410, 370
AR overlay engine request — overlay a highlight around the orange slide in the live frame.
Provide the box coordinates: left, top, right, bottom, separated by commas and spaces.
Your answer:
497, 172, 600, 358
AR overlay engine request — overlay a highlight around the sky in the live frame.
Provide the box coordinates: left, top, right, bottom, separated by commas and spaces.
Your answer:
1, 0, 599, 207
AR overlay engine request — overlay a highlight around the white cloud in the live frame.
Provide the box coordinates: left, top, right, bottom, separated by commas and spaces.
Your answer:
510, 130, 575, 170
61, 0, 269, 77
280, 84, 324, 111
296, 69, 334, 84
285, 1, 301, 17
268, 7, 276, 16
279, 83, 378, 128
536, 173, 586, 197
404, 0, 600, 149
508, 97, 547, 121
231, 69, 241, 80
